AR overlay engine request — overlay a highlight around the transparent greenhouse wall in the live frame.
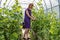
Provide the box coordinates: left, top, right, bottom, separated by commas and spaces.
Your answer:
42, 0, 60, 18
58, 0, 60, 18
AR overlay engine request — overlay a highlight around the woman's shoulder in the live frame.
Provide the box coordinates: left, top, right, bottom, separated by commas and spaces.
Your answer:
25, 8, 28, 10
24, 8, 28, 13
25, 8, 31, 12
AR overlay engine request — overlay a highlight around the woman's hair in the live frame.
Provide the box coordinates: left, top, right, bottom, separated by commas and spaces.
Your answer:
28, 3, 34, 8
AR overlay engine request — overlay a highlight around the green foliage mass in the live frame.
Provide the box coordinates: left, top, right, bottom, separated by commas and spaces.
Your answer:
31, 8, 60, 40
31, 0, 60, 40
0, 0, 23, 40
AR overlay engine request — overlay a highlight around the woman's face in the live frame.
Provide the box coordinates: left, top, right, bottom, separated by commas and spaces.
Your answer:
30, 5, 33, 9
29, 3, 34, 9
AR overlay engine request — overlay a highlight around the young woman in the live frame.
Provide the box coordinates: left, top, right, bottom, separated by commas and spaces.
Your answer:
23, 3, 35, 40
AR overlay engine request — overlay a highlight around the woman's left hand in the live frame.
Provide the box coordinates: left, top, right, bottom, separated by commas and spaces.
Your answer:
33, 17, 36, 21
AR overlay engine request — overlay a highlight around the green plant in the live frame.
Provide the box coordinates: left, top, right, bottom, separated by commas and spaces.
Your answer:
31, 0, 60, 40
0, 0, 23, 40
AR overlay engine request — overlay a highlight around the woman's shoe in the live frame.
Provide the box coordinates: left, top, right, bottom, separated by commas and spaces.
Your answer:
27, 38, 31, 40
23, 38, 26, 40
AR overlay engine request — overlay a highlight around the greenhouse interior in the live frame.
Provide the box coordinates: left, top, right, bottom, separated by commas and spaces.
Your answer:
0, 0, 60, 40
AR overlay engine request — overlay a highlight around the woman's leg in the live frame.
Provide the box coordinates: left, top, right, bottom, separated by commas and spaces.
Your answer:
24, 28, 29, 39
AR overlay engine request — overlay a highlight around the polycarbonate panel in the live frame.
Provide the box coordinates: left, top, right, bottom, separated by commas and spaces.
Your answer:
52, 6, 59, 18
47, 9, 51, 12
0, 0, 15, 8
20, 4, 28, 9
42, 0, 47, 10
34, 0, 39, 3
44, 0, 51, 8
50, 0, 58, 7
0, 0, 39, 10
8, 0, 15, 7
0, 0, 6, 8
19, 0, 33, 3
19, 0, 39, 9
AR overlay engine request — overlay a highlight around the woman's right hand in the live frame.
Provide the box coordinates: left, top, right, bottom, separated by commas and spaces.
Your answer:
31, 17, 36, 21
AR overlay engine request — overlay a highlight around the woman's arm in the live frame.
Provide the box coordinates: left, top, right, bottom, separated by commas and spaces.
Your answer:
26, 10, 33, 20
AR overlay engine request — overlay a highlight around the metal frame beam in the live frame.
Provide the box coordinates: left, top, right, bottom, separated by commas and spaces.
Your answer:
43, 0, 48, 12
58, 0, 60, 18
49, 0, 53, 12
0, 0, 2, 8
